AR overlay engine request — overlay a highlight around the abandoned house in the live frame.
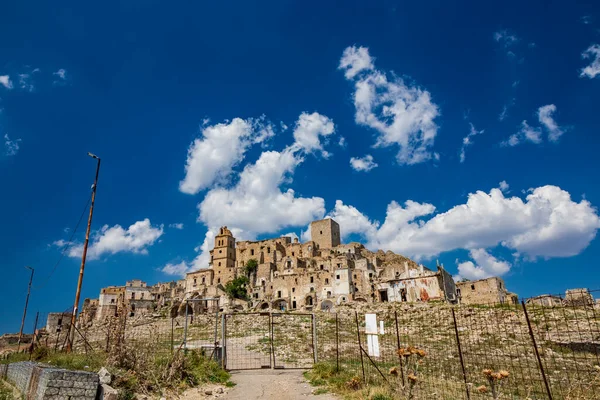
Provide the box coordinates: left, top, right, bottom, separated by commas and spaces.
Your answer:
456, 277, 518, 305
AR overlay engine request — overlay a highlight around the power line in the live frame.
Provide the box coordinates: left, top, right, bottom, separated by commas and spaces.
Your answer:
33, 194, 92, 291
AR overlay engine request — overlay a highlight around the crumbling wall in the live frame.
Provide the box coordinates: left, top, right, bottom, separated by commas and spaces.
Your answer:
457, 277, 511, 305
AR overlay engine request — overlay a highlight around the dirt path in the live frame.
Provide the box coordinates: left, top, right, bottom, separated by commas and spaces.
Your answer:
226, 370, 337, 400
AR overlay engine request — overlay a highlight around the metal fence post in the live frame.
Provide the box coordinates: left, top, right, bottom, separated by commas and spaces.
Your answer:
521, 301, 553, 400
451, 308, 470, 400
170, 317, 174, 355
394, 310, 406, 387
183, 300, 189, 353
354, 311, 366, 383
335, 313, 340, 372
312, 313, 318, 364
221, 313, 226, 369
29, 312, 39, 360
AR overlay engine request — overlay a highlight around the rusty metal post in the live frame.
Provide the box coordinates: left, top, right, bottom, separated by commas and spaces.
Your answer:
335, 313, 340, 372
394, 310, 406, 387
451, 308, 470, 400
29, 312, 39, 360
170, 317, 174, 355
67, 154, 101, 353
354, 311, 365, 383
522, 301, 553, 400
17, 266, 34, 350
105, 318, 111, 352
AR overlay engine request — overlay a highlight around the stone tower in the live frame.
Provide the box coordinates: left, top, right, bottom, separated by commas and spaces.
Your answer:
310, 218, 341, 249
211, 226, 236, 285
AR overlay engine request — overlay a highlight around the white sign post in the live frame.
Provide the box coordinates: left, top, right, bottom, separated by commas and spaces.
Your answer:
365, 313, 380, 357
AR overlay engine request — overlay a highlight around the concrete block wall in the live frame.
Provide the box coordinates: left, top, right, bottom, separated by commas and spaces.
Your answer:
3, 361, 99, 400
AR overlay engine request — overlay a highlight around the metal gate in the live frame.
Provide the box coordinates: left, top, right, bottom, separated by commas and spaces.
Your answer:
223, 312, 316, 370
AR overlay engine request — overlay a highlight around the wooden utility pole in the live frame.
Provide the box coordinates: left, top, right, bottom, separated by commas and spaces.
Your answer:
67, 153, 101, 352
17, 266, 34, 350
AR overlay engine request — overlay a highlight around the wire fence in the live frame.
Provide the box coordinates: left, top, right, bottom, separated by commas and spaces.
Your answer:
315, 292, 600, 399
5, 291, 600, 399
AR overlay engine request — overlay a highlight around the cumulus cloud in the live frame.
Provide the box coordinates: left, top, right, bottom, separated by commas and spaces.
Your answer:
499, 181, 509, 193
0, 75, 13, 89
580, 44, 600, 79
169, 223, 184, 230
459, 123, 484, 163
339, 45, 440, 165
291, 112, 335, 156
323, 183, 600, 261
338, 46, 374, 79
538, 104, 564, 142
456, 249, 512, 280
4, 134, 21, 156
179, 117, 275, 195
350, 154, 378, 172
59, 218, 164, 260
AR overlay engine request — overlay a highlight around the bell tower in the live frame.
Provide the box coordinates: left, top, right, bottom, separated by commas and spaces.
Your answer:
211, 226, 236, 285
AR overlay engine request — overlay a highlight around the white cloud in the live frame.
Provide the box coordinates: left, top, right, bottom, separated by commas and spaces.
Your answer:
161, 261, 191, 276
456, 249, 512, 280
54, 69, 67, 80
494, 30, 519, 48
18, 74, 34, 92
179, 117, 274, 195
499, 181, 509, 193
338, 46, 374, 79
199, 147, 325, 235
350, 154, 378, 172
459, 123, 484, 163
4, 134, 21, 156
580, 16, 593, 25
326, 183, 600, 261
340, 45, 440, 165
338, 136, 347, 147
502, 120, 542, 147
537, 104, 564, 142
580, 44, 600, 79
327, 200, 379, 240
169, 223, 184, 230
60, 218, 164, 260
291, 112, 335, 156
0, 76, 13, 89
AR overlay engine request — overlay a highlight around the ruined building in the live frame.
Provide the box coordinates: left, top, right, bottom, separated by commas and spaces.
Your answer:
456, 277, 518, 305
184, 218, 458, 312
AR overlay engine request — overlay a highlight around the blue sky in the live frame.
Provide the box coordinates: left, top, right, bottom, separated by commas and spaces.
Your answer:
2, 0, 600, 334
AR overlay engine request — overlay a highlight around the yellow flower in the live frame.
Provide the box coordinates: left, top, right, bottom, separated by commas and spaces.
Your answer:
408, 373, 418, 383
389, 367, 399, 376
482, 369, 493, 377
477, 385, 488, 393
499, 370, 510, 379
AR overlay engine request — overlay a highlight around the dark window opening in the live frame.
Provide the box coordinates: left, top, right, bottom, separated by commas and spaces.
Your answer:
251, 249, 255, 256
320, 231, 323, 234
325, 278, 329, 284
471, 284, 475, 290
292, 287, 295, 293
292, 301, 297, 309
310, 276, 314, 283
277, 291, 282, 298
400, 288, 407, 302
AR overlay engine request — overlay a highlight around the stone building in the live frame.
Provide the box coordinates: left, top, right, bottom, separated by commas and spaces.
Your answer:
94, 279, 185, 321
565, 288, 594, 307
182, 218, 460, 311
45, 312, 73, 334
456, 277, 518, 305
526, 294, 564, 307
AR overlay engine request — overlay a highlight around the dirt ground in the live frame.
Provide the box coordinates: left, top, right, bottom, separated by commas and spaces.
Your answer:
177, 370, 337, 399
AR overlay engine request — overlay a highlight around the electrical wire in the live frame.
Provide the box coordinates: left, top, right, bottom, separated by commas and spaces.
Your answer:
33, 193, 92, 291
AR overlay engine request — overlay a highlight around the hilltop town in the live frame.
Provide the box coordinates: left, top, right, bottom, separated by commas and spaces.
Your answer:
40, 217, 597, 334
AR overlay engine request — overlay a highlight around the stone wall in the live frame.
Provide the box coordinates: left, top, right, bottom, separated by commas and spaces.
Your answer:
3, 361, 98, 400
